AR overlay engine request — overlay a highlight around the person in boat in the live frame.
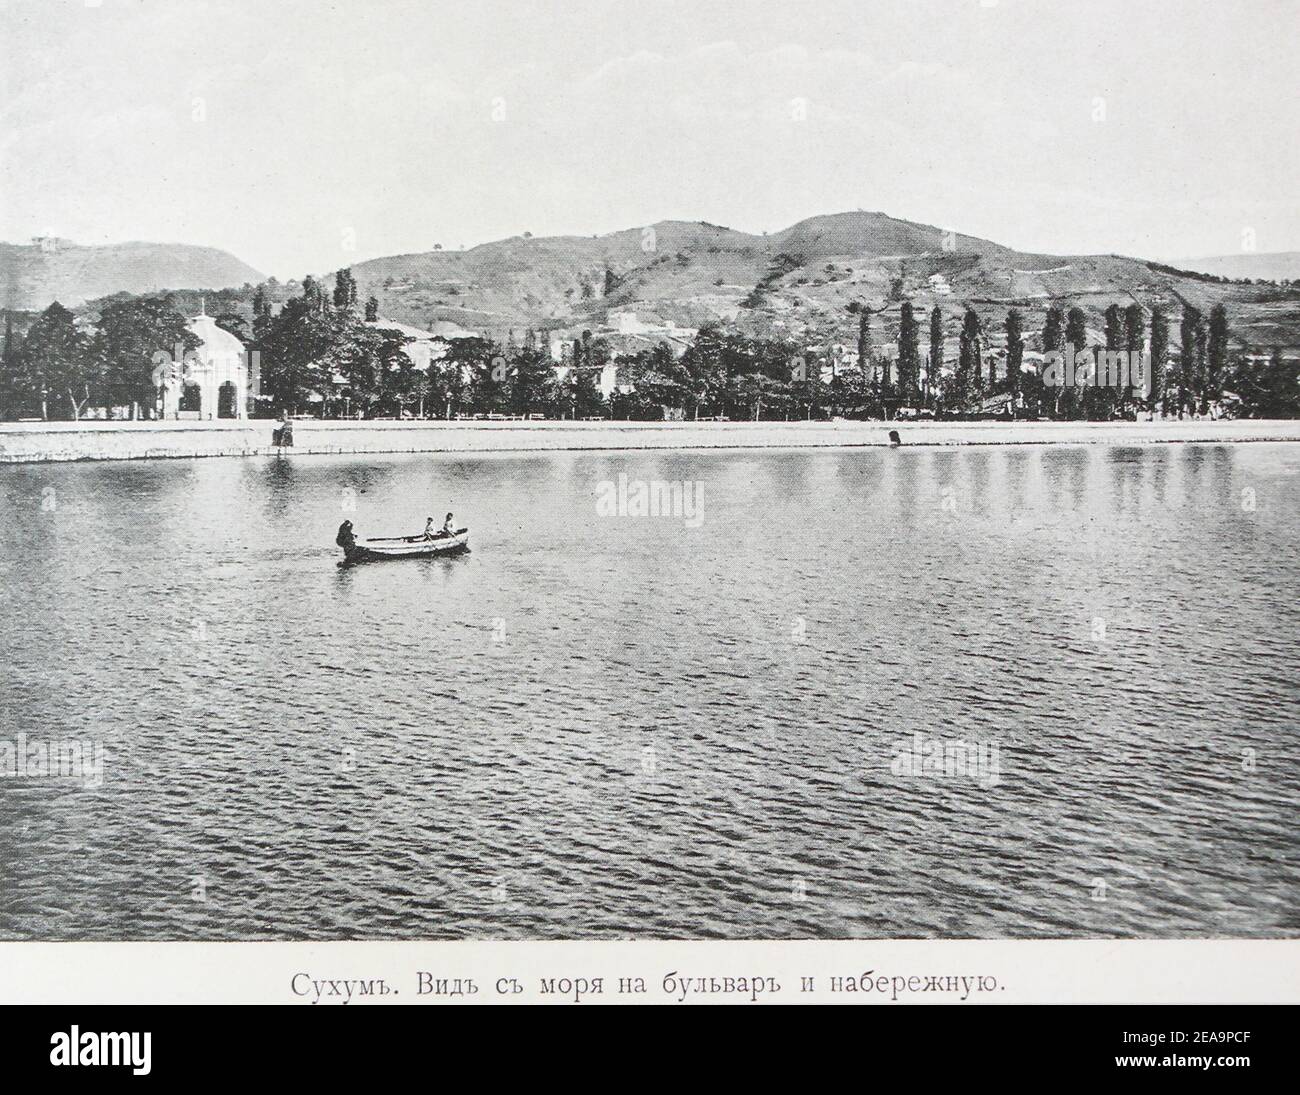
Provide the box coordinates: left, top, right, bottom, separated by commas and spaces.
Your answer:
440, 512, 457, 538
423, 516, 436, 540
336, 519, 357, 557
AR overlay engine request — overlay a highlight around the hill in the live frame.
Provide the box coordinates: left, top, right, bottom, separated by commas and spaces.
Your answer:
344, 210, 1300, 355
0, 239, 263, 311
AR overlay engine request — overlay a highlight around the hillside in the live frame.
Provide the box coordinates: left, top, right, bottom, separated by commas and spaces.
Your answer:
346, 211, 1300, 355
25, 213, 1297, 361
0, 239, 263, 311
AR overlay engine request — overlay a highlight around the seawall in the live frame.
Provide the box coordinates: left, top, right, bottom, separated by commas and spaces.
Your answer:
2, 417, 1299, 464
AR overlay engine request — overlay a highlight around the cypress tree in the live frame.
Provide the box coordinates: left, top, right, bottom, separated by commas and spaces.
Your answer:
1149, 306, 1169, 415
957, 307, 981, 410
1179, 304, 1202, 417
1194, 310, 1209, 414
1065, 307, 1088, 352
857, 309, 873, 387
1207, 304, 1229, 410
898, 302, 919, 404
1104, 304, 1124, 353
1005, 309, 1024, 410
333, 268, 358, 310
928, 307, 943, 406
1041, 305, 1065, 418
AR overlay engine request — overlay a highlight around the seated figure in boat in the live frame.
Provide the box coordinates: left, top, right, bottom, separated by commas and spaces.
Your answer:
440, 512, 456, 537
336, 519, 357, 558
423, 516, 437, 540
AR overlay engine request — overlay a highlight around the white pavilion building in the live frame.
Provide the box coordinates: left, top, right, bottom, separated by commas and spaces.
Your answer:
162, 305, 249, 420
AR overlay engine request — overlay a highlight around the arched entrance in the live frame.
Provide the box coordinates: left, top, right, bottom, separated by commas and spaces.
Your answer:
179, 382, 202, 416
217, 381, 239, 419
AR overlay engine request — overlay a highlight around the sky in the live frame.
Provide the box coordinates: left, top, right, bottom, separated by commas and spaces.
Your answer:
1, 0, 1296, 278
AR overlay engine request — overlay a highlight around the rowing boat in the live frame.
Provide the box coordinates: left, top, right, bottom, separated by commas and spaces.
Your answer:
338, 528, 469, 566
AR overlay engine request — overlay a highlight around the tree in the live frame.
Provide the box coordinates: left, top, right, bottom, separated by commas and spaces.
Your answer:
324, 315, 411, 416
1123, 303, 1145, 357
955, 307, 982, 412
1065, 306, 1088, 352
439, 336, 496, 416
251, 286, 273, 343
260, 288, 336, 414
333, 268, 358, 310
214, 312, 248, 340
1122, 303, 1146, 416
409, 370, 432, 420
374, 327, 419, 416
511, 342, 557, 416
1231, 349, 1299, 418
1149, 306, 1169, 415
1207, 304, 1229, 412
676, 323, 727, 418
727, 372, 786, 421
1060, 306, 1088, 419
1104, 304, 1124, 355
1081, 303, 1124, 420
1005, 309, 1024, 411
897, 302, 920, 405
14, 302, 90, 420
1194, 311, 1209, 414
1, 313, 21, 417
792, 352, 827, 419
1041, 305, 1065, 417
302, 275, 325, 314
571, 332, 607, 418
617, 343, 683, 419
92, 296, 199, 418
857, 308, 874, 386
928, 307, 944, 406
1179, 304, 1203, 418
1043, 306, 1065, 353
364, 296, 379, 322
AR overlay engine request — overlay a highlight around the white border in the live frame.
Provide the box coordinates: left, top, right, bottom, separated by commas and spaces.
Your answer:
1, 939, 1296, 1004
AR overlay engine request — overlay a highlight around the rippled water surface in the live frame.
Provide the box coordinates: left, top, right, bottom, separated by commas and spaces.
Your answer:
1, 443, 1297, 939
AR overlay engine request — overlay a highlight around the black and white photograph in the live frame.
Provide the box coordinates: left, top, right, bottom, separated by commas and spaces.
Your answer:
0, 0, 1298, 1026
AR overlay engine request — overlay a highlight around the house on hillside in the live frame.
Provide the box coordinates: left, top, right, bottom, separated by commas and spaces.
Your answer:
552, 361, 620, 398
365, 316, 479, 371
543, 311, 698, 397
603, 311, 697, 356
364, 318, 439, 371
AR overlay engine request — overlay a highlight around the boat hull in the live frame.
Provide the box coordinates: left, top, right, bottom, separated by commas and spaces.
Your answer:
339, 529, 469, 566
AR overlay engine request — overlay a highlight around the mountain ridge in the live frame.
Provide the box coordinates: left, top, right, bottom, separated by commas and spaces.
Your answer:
338, 210, 1299, 352
6, 212, 1297, 354
0, 239, 263, 311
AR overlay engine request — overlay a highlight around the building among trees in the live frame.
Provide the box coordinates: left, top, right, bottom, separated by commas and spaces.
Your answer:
162, 305, 249, 419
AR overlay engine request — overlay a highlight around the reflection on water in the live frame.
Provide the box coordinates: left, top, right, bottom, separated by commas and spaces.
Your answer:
0, 444, 1297, 939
